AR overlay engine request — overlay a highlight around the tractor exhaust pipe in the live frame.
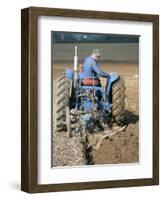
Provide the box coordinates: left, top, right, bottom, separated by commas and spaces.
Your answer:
74, 46, 78, 108
74, 46, 78, 81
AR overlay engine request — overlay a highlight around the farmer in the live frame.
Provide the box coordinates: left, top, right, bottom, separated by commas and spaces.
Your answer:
80, 49, 109, 86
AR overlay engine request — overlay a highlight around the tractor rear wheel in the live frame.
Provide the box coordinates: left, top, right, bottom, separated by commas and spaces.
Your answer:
55, 74, 71, 131
112, 77, 125, 124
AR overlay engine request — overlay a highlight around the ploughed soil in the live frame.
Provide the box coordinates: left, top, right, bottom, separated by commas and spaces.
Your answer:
52, 61, 139, 167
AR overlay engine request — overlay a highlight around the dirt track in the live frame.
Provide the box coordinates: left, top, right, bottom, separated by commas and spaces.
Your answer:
52, 61, 139, 166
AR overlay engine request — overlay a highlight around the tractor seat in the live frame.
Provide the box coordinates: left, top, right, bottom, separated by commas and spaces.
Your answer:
81, 78, 101, 86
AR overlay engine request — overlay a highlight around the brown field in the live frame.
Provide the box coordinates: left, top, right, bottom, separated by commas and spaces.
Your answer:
52, 61, 139, 166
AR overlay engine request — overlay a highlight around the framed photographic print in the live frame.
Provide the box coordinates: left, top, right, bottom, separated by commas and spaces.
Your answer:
21, 7, 159, 193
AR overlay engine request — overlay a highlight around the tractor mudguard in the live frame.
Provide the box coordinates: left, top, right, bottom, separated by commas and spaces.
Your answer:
105, 73, 119, 98
65, 68, 74, 80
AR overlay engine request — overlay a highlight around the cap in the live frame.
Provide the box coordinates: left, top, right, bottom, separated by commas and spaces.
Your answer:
92, 49, 102, 56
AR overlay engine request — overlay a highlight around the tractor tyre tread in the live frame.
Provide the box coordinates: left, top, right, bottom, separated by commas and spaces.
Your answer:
112, 77, 125, 123
55, 74, 70, 131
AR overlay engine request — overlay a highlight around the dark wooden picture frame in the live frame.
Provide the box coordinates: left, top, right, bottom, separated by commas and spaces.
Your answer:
21, 7, 159, 193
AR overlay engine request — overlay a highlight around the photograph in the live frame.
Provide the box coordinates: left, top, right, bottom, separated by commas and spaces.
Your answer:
21, 7, 159, 193
52, 31, 139, 167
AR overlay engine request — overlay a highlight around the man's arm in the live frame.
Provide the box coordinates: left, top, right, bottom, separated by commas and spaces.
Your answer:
92, 63, 109, 78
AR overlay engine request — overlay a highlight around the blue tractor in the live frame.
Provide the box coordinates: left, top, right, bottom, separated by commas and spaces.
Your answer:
55, 47, 125, 139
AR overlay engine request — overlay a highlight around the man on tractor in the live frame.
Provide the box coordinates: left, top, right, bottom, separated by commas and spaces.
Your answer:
56, 46, 125, 133
79, 49, 110, 86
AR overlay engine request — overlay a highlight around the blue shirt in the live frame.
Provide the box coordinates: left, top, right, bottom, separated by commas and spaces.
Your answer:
82, 56, 108, 78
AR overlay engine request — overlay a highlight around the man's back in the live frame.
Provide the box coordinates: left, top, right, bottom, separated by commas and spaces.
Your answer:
82, 56, 97, 78
82, 56, 108, 78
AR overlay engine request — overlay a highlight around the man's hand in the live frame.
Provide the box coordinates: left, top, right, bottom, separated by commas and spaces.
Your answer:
109, 72, 118, 76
